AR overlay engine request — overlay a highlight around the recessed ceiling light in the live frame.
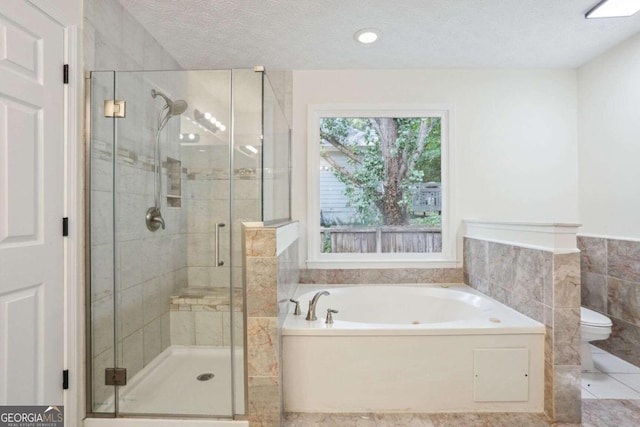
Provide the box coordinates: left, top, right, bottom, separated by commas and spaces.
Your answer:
354, 28, 381, 44
586, 0, 640, 18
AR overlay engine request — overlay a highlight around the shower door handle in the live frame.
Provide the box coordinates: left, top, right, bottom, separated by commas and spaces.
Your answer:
215, 222, 225, 266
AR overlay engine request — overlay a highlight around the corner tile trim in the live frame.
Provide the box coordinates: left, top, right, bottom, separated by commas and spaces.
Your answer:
464, 220, 580, 253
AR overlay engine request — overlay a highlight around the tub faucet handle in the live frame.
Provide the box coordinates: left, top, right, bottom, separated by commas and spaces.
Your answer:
325, 308, 338, 325
289, 299, 301, 316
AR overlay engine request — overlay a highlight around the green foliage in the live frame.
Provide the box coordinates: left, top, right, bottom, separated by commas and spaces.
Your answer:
322, 231, 331, 253
410, 212, 442, 227
320, 117, 441, 225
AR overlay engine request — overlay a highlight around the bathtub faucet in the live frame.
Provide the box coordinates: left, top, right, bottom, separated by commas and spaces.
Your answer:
306, 290, 330, 321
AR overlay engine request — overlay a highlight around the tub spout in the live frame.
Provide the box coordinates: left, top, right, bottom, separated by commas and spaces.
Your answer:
306, 290, 330, 321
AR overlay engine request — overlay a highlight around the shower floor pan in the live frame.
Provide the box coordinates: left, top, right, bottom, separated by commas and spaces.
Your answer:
111, 346, 243, 416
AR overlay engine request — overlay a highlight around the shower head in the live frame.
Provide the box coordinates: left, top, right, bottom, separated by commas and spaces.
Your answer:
151, 89, 188, 117
170, 99, 188, 116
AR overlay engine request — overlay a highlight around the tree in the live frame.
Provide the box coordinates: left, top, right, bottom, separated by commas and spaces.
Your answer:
320, 117, 440, 226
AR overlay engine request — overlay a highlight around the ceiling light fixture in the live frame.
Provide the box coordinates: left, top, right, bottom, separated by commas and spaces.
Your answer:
586, 0, 640, 18
354, 28, 381, 44
193, 109, 226, 134
179, 132, 200, 143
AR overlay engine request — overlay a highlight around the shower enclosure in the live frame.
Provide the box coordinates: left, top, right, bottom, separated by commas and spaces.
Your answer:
85, 68, 290, 419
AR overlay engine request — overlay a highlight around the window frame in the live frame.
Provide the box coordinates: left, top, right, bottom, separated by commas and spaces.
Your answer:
307, 104, 457, 268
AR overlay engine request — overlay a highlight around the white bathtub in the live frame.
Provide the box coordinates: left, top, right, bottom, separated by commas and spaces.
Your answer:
283, 284, 544, 413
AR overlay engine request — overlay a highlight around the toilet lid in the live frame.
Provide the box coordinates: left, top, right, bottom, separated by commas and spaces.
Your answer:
581, 307, 612, 327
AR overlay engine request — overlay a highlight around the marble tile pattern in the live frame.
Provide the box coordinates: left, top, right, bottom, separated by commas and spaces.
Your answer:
169, 288, 243, 312
284, 400, 639, 427
553, 365, 581, 423
578, 235, 640, 368
581, 399, 640, 427
243, 223, 300, 427
463, 238, 581, 423
300, 268, 463, 284
249, 376, 281, 427
284, 412, 553, 426
247, 317, 279, 377
245, 228, 277, 257
246, 257, 278, 317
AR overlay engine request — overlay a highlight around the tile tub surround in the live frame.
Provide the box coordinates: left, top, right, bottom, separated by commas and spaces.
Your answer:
300, 267, 463, 284
463, 237, 581, 423
243, 222, 300, 427
579, 235, 640, 368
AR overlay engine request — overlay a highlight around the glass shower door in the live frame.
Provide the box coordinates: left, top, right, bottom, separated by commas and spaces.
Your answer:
87, 70, 239, 417
87, 71, 117, 416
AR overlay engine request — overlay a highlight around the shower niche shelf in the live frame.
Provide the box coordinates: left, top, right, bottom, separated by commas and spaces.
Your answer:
166, 157, 182, 208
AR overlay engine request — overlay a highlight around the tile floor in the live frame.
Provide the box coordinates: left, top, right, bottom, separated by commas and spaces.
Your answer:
284, 346, 640, 427
582, 344, 640, 399
283, 401, 640, 427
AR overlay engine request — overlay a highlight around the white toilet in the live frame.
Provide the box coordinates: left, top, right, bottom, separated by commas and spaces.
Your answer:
580, 306, 612, 372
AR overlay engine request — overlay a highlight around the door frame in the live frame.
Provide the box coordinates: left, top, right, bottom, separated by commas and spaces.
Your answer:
63, 24, 84, 427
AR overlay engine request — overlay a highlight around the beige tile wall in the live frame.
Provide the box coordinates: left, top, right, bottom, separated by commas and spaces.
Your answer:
464, 237, 581, 424
579, 235, 640, 367
300, 268, 463, 284
243, 223, 299, 427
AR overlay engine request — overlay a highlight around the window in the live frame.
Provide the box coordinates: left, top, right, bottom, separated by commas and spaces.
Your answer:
307, 105, 455, 267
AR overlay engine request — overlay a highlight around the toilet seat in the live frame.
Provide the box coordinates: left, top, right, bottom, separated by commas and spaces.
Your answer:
580, 307, 612, 327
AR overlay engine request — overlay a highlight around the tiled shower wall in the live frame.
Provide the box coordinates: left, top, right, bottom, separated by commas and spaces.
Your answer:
244, 223, 299, 427
579, 236, 640, 367
464, 238, 581, 424
184, 145, 232, 288
85, 0, 188, 409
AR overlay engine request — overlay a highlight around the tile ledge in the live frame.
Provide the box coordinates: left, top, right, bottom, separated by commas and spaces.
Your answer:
464, 220, 580, 253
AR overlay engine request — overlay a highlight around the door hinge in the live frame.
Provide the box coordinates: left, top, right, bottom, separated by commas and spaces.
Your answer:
63, 64, 69, 84
62, 217, 69, 237
105, 368, 127, 386
104, 100, 126, 118
62, 370, 69, 390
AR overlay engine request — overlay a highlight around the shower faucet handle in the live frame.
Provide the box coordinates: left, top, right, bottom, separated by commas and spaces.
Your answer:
146, 206, 165, 231
325, 308, 338, 325
289, 299, 302, 315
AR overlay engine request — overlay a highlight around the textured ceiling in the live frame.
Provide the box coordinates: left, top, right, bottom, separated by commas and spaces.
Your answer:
118, 0, 640, 69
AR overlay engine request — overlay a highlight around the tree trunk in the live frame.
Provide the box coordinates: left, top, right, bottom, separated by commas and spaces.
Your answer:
375, 118, 409, 226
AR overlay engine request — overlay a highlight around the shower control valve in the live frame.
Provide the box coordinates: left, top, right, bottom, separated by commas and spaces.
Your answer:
146, 206, 165, 231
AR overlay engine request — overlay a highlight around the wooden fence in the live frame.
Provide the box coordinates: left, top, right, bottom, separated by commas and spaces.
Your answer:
321, 226, 442, 253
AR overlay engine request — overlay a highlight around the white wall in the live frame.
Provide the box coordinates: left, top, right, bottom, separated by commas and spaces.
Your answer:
29, 0, 81, 25
292, 69, 579, 266
578, 33, 640, 239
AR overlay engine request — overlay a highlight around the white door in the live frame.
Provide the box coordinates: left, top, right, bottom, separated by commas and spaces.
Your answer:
0, 1, 64, 405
